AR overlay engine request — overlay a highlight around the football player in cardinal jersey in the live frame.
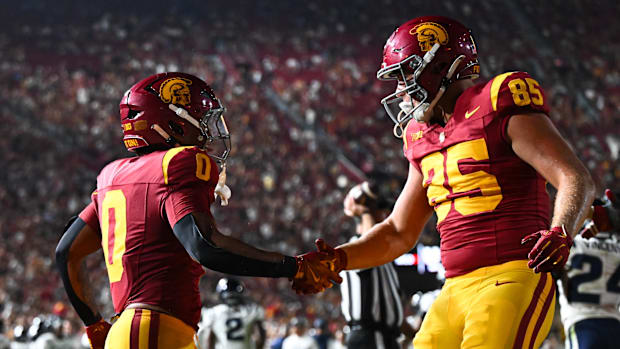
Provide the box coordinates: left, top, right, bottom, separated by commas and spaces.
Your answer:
55, 72, 336, 349
558, 190, 620, 349
197, 278, 265, 349
292, 16, 596, 349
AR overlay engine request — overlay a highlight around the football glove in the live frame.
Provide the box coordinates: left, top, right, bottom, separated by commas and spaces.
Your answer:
315, 239, 348, 275
592, 189, 619, 232
580, 189, 619, 238
85, 319, 111, 349
522, 226, 573, 273
291, 239, 347, 295
579, 220, 599, 239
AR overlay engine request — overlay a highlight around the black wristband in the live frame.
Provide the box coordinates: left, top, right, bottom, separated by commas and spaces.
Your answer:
281, 255, 298, 278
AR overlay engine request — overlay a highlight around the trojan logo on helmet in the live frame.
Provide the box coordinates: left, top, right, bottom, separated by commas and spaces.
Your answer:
159, 77, 192, 106
409, 22, 449, 52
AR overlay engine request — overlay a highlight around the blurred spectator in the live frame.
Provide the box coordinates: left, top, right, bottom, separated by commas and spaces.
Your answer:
310, 318, 332, 349
0, 1, 617, 347
282, 317, 318, 349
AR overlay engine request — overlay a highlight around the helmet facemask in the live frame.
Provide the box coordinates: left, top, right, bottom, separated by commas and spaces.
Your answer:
166, 97, 231, 164
199, 101, 231, 164
378, 43, 442, 137
378, 43, 467, 138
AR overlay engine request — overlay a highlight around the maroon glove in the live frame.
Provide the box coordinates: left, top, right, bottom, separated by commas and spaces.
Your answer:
580, 189, 619, 238
592, 189, 618, 232
291, 239, 347, 295
85, 319, 111, 349
522, 226, 573, 273
579, 220, 599, 239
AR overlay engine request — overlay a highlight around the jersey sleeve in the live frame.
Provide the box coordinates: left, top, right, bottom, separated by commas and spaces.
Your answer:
163, 146, 220, 187
78, 195, 100, 233
489, 71, 551, 142
162, 147, 220, 226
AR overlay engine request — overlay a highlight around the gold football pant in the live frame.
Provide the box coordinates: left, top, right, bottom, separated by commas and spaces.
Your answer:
105, 308, 197, 349
413, 260, 555, 349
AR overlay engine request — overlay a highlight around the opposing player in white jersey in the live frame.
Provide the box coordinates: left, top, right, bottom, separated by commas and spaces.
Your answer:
558, 189, 620, 349
198, 278, 266, 349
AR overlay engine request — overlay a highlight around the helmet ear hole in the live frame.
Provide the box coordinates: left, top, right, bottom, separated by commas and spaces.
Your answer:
168, 121, 184, 136
127, 109, 140, 120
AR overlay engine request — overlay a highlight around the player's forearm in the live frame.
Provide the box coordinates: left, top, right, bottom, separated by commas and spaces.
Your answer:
212, 233, 285, 263
55, 218, 102, 325
71, 259, 102, 316
339, 218, 418, 270
551, 171, 595, 236
190, 211, 284, 263
60, 259, 102, 325
173, 214, 297, 277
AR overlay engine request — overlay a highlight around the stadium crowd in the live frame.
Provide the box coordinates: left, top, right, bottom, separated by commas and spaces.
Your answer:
0, 0, 617, 347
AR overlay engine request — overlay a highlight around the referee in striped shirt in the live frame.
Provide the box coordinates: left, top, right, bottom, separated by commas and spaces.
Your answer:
339, 175, 416, 349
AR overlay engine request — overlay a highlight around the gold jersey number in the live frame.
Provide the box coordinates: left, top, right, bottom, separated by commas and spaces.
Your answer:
101, 189, 127, 283
421, 138, 503, 223
507, 78, 544, 107
195, 153, 212, 181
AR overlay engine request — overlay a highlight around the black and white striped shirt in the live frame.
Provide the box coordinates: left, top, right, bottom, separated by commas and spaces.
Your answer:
339, 236, 404, 332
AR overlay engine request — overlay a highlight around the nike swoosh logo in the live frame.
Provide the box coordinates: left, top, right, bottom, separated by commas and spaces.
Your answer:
309, 269, 321, 283
465, 106, 480, 119
495, 280, 516, 286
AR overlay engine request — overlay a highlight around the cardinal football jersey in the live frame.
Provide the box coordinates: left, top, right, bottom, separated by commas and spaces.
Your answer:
558, 234, 620, 330
403, 71, 551, 277
79, 146, 219, 329
198, 302, 265, 349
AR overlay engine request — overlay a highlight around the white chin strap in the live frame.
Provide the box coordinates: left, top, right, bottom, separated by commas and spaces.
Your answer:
411, 54, 466, 123
151, 124, 180, 147
164, 104, 206, 144
168, 104, 201, 130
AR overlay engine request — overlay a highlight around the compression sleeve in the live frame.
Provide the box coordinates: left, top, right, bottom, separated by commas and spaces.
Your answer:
172, 214, 297, 278
55, 217, 101, 326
